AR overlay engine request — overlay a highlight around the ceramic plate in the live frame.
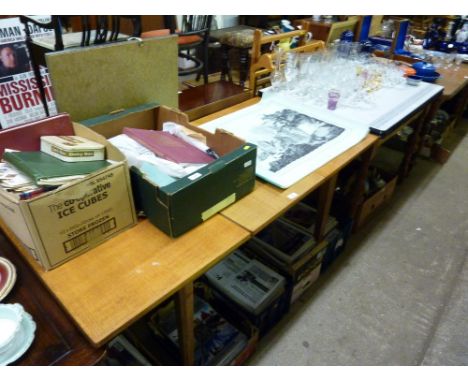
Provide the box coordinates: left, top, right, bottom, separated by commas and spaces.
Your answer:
0, 310, 36, 365
0, 257, 16, 301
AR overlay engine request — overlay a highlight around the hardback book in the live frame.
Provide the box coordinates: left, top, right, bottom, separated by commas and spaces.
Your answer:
2, 151, 110, 186
123, 127, 215, 164
40, 135, 105, 162
0, 114, 74, 158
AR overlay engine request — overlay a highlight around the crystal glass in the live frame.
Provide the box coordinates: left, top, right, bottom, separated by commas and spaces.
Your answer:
327, 89, 340, 110
454, 54, 463, 71
270, 46, 285, 92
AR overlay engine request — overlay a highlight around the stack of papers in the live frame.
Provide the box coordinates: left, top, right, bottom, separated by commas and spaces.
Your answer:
205, 250, 286, 316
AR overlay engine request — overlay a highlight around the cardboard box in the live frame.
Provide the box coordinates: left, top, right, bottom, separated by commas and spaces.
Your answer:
80, 103, 257, 237
0, 116, 137, 270
243, 237, 328, 308
321, 218, 353, 274
289, 261, 322, 305
355, 172, 398, 230
247, 218, 318, 265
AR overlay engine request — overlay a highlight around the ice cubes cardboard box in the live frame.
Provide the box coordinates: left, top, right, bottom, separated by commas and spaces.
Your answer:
0, 113, 137, 270
81, 103, 257, 237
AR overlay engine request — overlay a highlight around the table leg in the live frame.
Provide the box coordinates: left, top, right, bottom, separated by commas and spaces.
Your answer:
314, 173, 338, 242
239, 48, 249, 88
400, 105, 431, 178
175, 283, 194, 366
349, 144, 377, 224
416, 95, 443, 155
220, 45, 232, 83
452, 85, 468, 128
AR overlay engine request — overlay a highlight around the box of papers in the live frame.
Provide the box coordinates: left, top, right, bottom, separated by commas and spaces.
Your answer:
80, 103, 257, 237
242, 236, 328, 309
204, 250, 286, 316
204, 249, 288, 336
0, 113, 137, 270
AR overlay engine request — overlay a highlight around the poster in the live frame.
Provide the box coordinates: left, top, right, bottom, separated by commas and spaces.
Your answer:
0, 16, 57, 129
200, 96, 369, 189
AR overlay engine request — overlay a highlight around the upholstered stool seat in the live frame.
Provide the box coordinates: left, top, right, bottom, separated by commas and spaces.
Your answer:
211, 25, 258, 87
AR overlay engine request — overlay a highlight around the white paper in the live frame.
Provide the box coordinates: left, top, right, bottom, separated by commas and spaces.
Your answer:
262, 80, 443, 134
200, 96, 369, 189
108, 134, 206, 179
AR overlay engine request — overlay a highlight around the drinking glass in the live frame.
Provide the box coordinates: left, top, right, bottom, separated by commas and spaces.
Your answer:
327, 89, 340, 110
454, 54, 463, 71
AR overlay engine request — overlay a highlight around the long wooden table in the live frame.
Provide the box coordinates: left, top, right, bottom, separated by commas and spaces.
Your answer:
0, 71, 450, 365
419, 64, 468, 159
0, 215, 250, 365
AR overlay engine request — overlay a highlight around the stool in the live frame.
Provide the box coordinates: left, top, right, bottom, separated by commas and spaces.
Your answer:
211, 25, 257, 87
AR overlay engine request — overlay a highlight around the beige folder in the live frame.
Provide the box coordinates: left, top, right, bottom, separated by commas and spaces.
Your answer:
46, 35, 178, 121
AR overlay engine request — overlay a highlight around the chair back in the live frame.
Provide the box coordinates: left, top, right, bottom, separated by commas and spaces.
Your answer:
176, 16, 213, 83
369, 16, 384, 36
325, 16, 359, 44
179, 15, 212, 35
249, 27, 325, 95
20, 15, 141, 51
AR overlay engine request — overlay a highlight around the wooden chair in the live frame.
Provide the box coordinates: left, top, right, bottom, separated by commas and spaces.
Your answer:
324, 16, 359, 44
143, 15, 213, 85
249, 26, 325, 95
369, 16, 384, 37
19, 15, 141, 116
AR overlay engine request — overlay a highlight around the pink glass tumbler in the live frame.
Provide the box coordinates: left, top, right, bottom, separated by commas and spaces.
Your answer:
327, 89, 340, 110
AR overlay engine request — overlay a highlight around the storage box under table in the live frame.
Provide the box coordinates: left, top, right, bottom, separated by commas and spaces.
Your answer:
125, 290, 259, 366
321, 218, 353, 273
243, 236, 328, 309
0, 114, 137, 270
355, 172, 398, 230
81, 103, 257, 237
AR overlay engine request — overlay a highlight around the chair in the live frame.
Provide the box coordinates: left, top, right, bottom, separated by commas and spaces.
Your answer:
249, 25, 325, 95
19, 15, 141, 116
369, 16, 384, 37
325, 16, 359, 44
141, 16, 213, 85
177, 15, 212, 85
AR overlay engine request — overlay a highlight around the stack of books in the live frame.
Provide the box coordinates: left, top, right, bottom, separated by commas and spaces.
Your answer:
0, 135, 108, 199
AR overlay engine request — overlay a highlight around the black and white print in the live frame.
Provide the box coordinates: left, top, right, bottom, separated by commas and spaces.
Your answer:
257, 108, 344, 172
200, 97, 369, 188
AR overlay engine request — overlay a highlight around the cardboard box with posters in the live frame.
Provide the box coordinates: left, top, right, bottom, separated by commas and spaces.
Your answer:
81, 103, 257, 237
0, 114, 137, 270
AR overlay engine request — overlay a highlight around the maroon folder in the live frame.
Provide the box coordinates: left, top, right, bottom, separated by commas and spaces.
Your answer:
123, 127, 214, 164
0, 113, 74, 157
